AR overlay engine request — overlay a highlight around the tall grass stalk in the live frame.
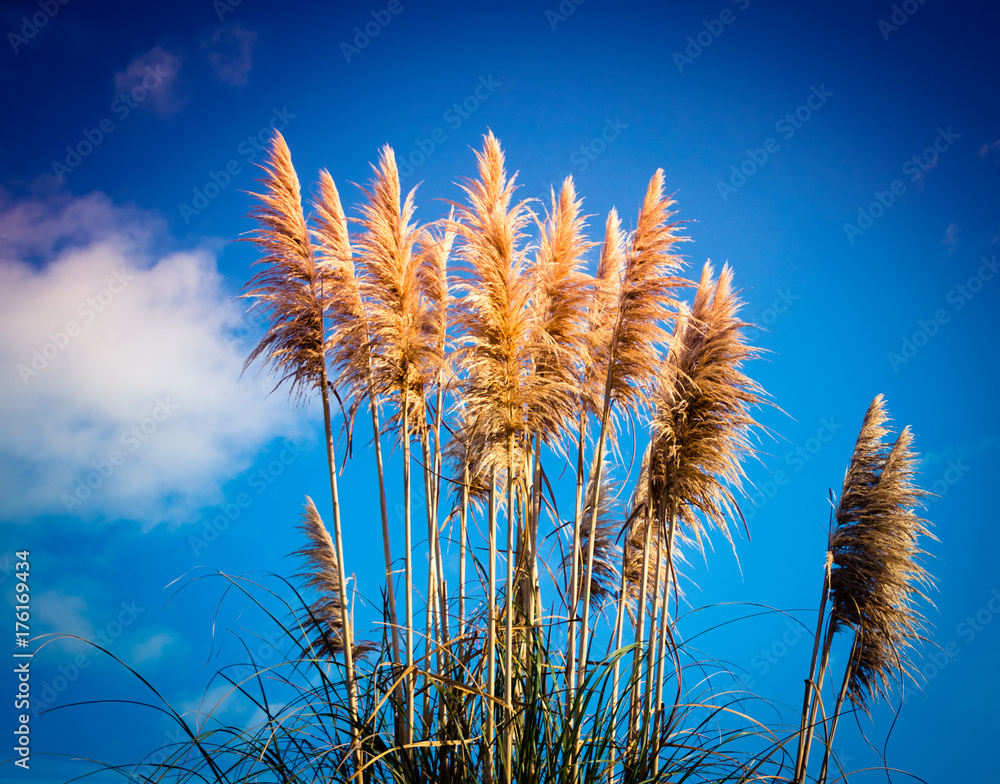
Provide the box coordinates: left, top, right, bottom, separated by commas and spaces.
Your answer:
313, 168, 405, 747
576, 169, 687, 697
793, 396, 934, 784
240, 131, 363, 777
63, 131, 941, 784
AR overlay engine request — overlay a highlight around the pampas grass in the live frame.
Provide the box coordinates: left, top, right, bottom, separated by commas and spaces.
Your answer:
240, 131, 363, 776
828, 411, 934, 711
64, 131, 938, 784
574, 168, 689, 702
237, 133, 935, 784
793, 395, 935, 784
236, 133, 940, 784
294, 496, 376, 660
242, 131, 330, 401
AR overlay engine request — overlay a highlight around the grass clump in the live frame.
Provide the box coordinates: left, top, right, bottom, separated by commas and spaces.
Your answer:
44, 131, 937, 784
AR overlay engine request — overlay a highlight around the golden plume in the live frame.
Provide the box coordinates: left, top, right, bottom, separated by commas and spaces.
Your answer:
526, 177, 595, 448
828, 397, 935, 713
354, 145, 434, 436
648, 262, 764, 559
241, 131, 330, 401
293, 497, 375, 659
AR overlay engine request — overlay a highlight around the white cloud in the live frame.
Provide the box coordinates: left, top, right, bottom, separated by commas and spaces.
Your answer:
942, 222, 961, 254
113, 46, 186, 119
131, 631, 177, 663
921, 435, 999, 469
34, 590, 94, 641
178, 682, 260, 731
206, 25, 257, 87
0, 189, 301, 528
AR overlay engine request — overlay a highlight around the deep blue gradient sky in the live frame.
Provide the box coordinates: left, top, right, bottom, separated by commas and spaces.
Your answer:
2, 1, 998, 781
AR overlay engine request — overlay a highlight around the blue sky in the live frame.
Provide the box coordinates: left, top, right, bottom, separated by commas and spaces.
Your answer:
1, 0, 998, 781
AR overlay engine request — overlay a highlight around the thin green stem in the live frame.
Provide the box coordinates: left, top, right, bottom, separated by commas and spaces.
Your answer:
578, 396, 612, 691
793, 556, 832, 784
319, 366, 362, 781
818, 631, 859, 784
566, 413, 587, 714
402, 391, 415, 748
486, 466, 498, 784
504, 431, 515, 784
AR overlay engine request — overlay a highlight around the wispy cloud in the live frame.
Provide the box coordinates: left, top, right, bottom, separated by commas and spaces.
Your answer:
205, 25, 257, 87
978, 139, 1000, 159
132, 631, 177, 663
910, 157, 938, 192
113, 46, 186, 119
920, 435, 999, 469
0, 188, 155, 259
942, 221, 961, 254
178, 682, 261, 732
0, 189, 301, 529
34, 590, 93, 641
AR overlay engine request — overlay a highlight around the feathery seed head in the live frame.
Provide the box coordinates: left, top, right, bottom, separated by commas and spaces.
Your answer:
599, 170, 689, 417
311, 168, 373, 413
416, 213, 455, 382
242, 131, 331, 403
452, 132, 537, 476
526, 177, 595, 448
313, 169, 351, 264
647, 262, 765, 557
828, 396, 936, 714
583, 209, 627, 421
356, 145, 435, 435
293, 497, 374, 659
